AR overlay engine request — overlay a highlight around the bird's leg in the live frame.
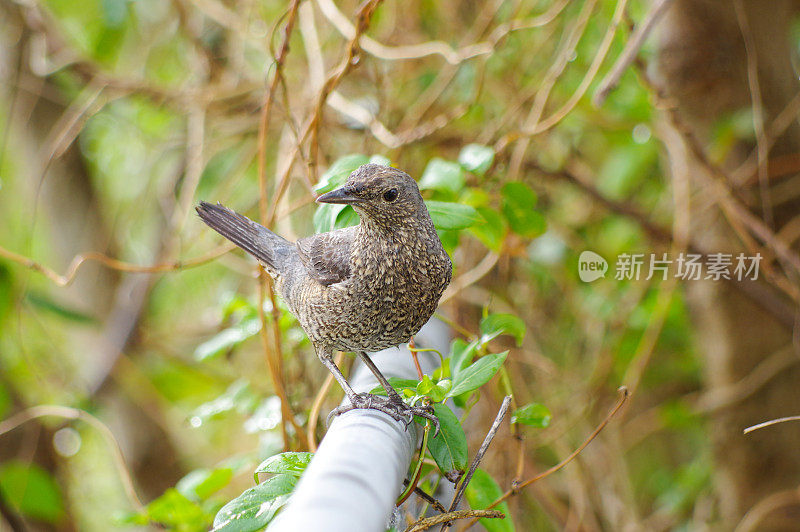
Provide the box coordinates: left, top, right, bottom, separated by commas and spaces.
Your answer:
318, 350, 359, 403
357, 351, 439, 435
319, 349, 404, 425
356, 351, 405, 404
319, 349, 439, 433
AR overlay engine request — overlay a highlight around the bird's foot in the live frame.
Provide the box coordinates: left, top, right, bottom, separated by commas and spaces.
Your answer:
328, 393, 440, 435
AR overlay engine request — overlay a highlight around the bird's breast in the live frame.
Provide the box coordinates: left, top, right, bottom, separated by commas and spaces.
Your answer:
296, 224, 451, 352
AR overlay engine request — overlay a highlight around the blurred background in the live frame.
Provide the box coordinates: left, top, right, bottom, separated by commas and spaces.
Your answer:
1, 0, 800, 530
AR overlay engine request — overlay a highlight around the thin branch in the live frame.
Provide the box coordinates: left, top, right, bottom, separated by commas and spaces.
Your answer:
0, 406, 143, 511
504, 0, 598, 179
407, 510, 505, 532
463, 387, 629, 529
327, 91, 401, 148
255, 0, 304, 450
0, 243, 232, 287
733, 0, 773, 228
440, 252, 499, 304
317, 0, 567, 65
639, 66, 800, 299
524, 0, 630, 135
593, 0, 676, 106
305, 0, 384, 183
743, 415, 800, 435
439, 395, 512, 531
265, 0, 384, 225
172, 105, 206, 232
732, 90, 800, 185
403, 480, 446, 513
258, 0, 303, 224
734, 487, 800, 532
307, 351, 345, 451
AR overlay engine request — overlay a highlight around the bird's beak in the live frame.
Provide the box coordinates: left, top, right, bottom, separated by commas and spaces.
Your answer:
315, 187, 364, 205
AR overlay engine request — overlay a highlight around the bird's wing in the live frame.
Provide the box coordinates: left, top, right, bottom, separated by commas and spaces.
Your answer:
295, 226, 356, 286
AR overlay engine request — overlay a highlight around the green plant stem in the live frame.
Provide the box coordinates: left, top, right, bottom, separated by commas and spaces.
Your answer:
397, 420, 432, 506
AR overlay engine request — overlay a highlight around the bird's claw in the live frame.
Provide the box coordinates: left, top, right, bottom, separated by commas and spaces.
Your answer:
327, 393, 440, 435
398, 403, 440, 437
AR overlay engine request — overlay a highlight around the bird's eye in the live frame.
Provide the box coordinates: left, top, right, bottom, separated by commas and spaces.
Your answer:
383, 188, 398, 202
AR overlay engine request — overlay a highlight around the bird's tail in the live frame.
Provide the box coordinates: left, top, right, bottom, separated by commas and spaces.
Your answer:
196, 201, 293, 273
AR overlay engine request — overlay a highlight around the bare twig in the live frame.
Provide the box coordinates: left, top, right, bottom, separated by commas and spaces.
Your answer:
265, 0, 384, 225
439, 395, 512, 531
440, 252, 499, 304
403, 480, 447, 513
317, 0, 567, 65
593, 0, 677, 106
523, 0, 630, 134
0, 406, 143, 511
636, 64, 800, 300
408, 509, 505, 532
463, 387, 629, 529
733, 0, 773, 228
255, 0, 305, 450
0, 243, 233, 287
504, 0, 597, 179
734, 487, 800, 532
743, 415, 800, 434
305, 0, 384, 182
258, 0, 303, 224
307, 351, 346, 451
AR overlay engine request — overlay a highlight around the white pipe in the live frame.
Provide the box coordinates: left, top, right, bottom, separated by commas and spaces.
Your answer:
269, 320, 448, 531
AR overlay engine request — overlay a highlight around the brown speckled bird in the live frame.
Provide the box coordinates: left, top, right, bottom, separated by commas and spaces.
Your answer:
196, 164, 452, 428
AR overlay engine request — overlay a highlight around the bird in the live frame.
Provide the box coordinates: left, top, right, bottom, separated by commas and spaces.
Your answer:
196, 163, 452, 430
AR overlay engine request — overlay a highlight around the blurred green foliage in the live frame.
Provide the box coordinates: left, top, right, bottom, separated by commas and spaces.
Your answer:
0, 0, 728, 529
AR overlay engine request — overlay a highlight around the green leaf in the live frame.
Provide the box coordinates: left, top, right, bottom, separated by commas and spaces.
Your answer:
480, 313, 526, 346
427, 403, 468, 476
432, 358, 450, 380
334, 204, 360, 229
313, 201, 360, 233
417, 375, 435, 394
254, 452, 313, 481
501, 182, 546, 238
243, 396, 282, 433
25, 291, 97, 324
0, 461, 64, 523
510, 403, 551, 428
448, 351, 508, 398
220, 293, 256, 320
425, 201, 481, 231
213, 474, 297, 531
192, 380, 258, 423
146, 489, 208, 530
428, 379, 451, 402
194, 318, 261, 361
0, 262, 13, 326
419, 158, 465, 193
314, 154, 369, 193
449, 338, 479, 377
313, 202, 343, 234
415, 376, 451, 402
176, 468, 234, 501
458, 144, 495, 176
468, 207, 506, 251
465, 469, 514, 532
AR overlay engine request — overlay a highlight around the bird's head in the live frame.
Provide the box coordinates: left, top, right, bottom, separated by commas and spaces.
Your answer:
315, 164, 426, 225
